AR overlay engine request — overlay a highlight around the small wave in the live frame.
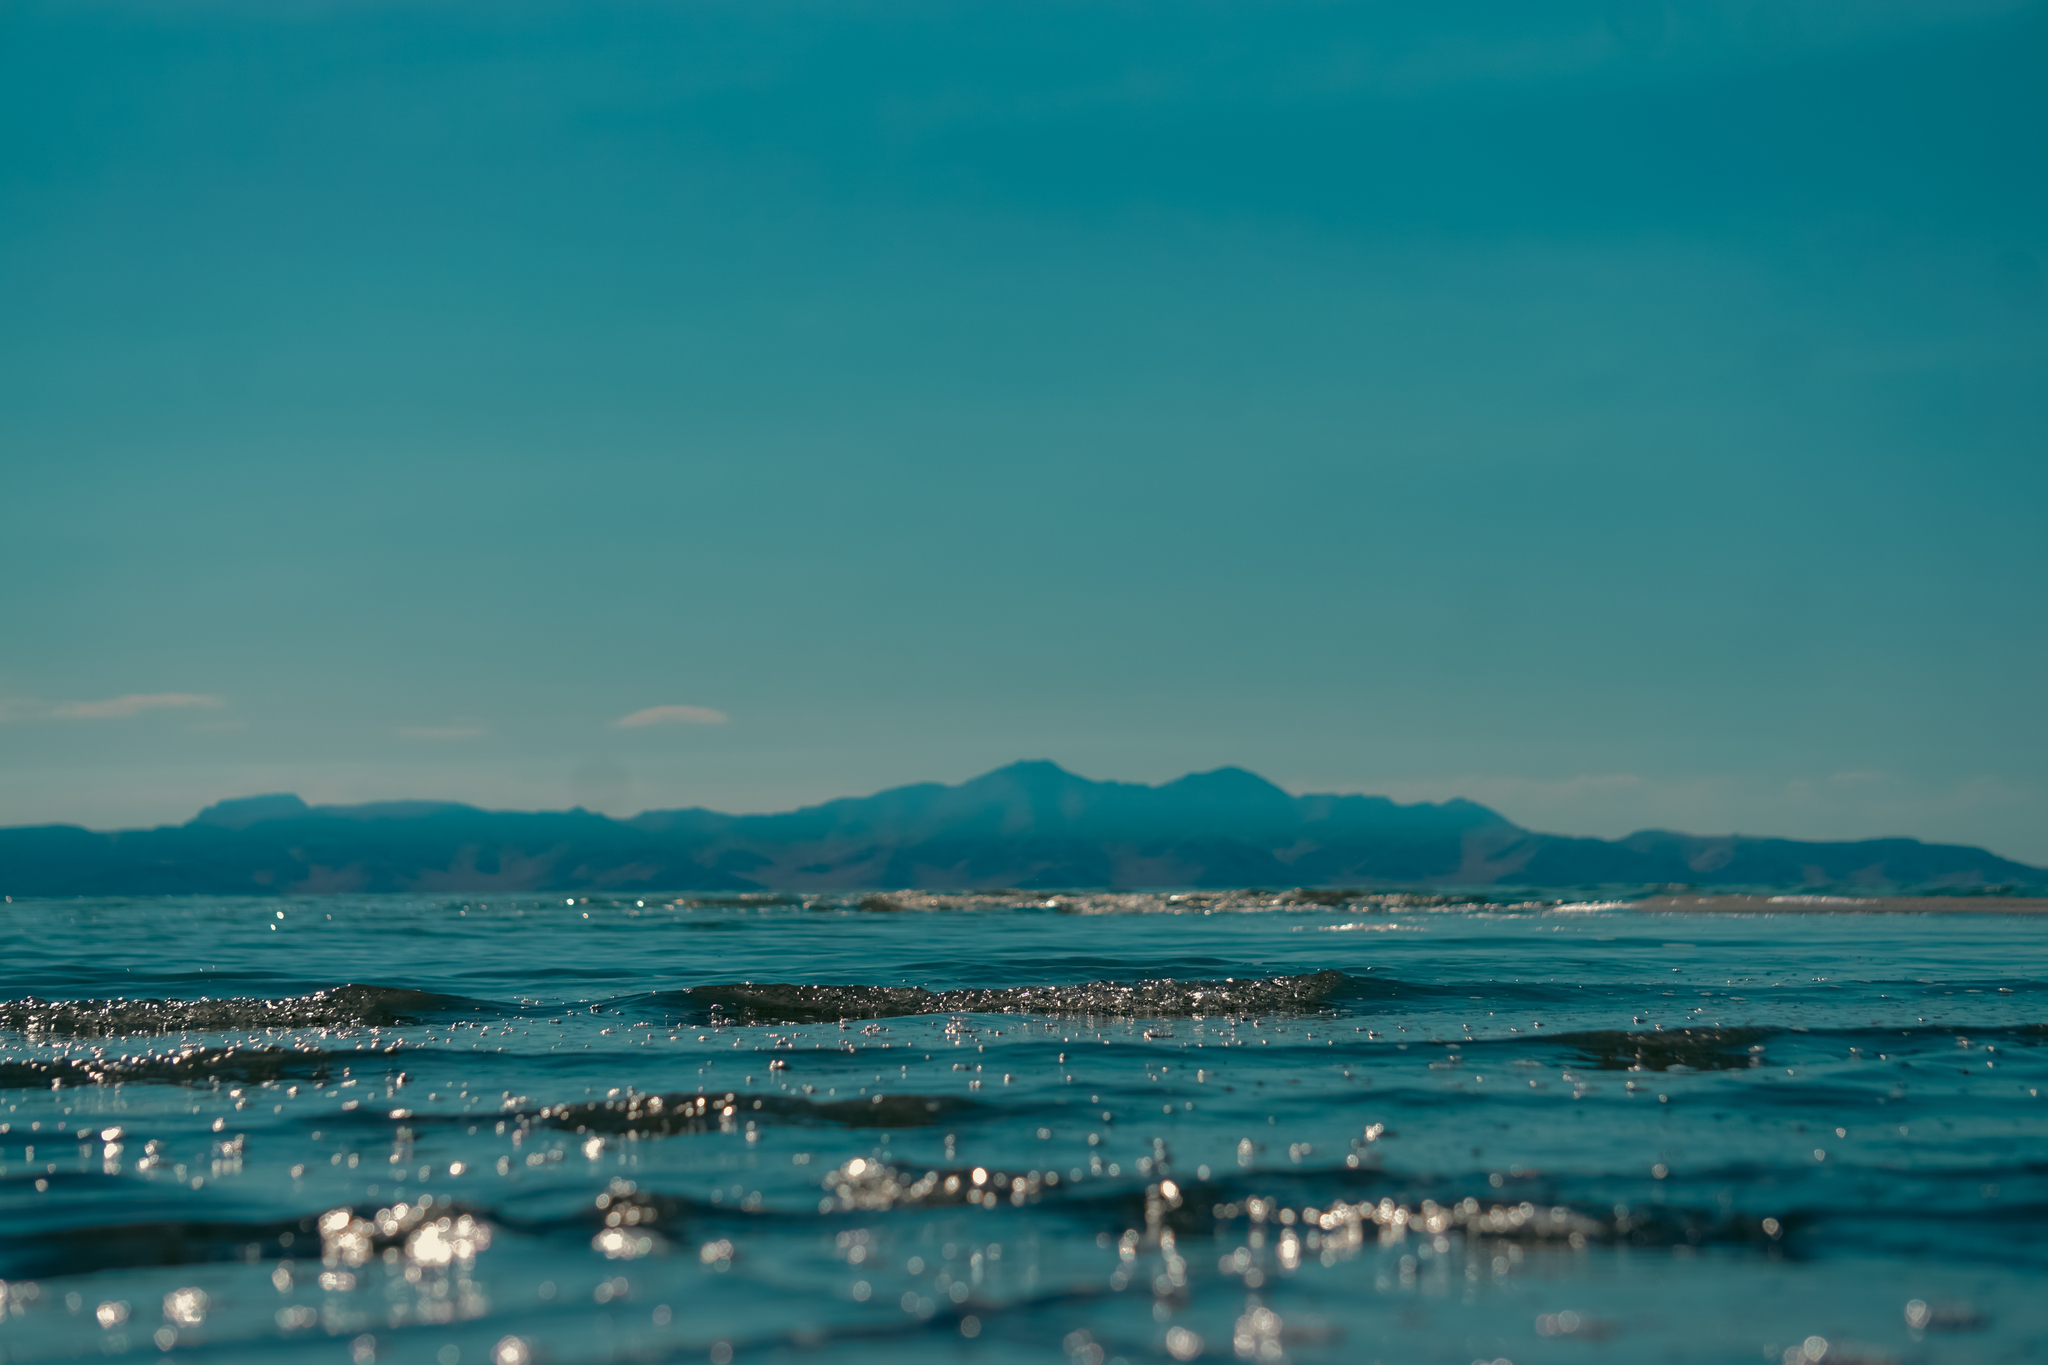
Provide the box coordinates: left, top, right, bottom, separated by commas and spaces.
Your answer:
0, 1043, 349, 1089
657, 970, 1357, 1023
809, 1159, 1784, 1257
0, 1193, 488, 1281
1200, 1189, 1796, 1253
0, 985, 462, 1037
0, 1186, 316, 1279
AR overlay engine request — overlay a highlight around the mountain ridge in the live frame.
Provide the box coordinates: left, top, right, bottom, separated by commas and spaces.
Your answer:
0, 761, 2038, 896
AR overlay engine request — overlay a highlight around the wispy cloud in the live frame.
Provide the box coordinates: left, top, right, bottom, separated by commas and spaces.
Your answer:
398, 725, 489, 741
50, 693, 225, 720
617, 704, 729, 728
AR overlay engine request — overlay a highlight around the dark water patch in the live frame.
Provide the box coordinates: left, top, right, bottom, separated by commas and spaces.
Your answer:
1549, 1026, 1774, 1071
533, 1090, 983, 1136
0, 1203, 320, 1279
1817, 1201, 2048, 1271
666, 982, 932, 1024
656, 970, 1359, 1024
0, 985, 466, 1037
1487, 1021, 2047, 1071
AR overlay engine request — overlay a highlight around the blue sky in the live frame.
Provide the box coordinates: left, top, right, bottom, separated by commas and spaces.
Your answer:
2, 0, 2044, 861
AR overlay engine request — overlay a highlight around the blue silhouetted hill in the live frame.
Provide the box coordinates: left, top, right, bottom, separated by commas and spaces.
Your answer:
0, 760, 2039, 896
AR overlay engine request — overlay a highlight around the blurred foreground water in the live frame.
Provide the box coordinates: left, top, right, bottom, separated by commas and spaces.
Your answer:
1, 892, 2043, 1364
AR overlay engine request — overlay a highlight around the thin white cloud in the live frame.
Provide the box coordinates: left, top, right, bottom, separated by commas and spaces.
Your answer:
398, 726, 489, 740
51, 693, 225, 720
617, 704, 729, 728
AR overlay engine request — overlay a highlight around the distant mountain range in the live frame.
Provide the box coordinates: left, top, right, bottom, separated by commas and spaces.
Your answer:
1, 761, 2039, 896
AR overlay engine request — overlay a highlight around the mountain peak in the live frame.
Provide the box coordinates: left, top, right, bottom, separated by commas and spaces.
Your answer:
973, 759, 1084, 787
1160, 765, 1295, 799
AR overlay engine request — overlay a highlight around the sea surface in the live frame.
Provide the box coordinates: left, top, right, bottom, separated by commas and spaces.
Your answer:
1, 892, 2043, 1365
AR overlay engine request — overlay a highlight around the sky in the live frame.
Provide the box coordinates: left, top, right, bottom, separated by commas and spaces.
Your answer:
1, 0, 2044, 862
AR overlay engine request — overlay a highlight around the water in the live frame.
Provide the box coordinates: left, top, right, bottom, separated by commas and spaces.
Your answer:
2, 892, 2043, 1365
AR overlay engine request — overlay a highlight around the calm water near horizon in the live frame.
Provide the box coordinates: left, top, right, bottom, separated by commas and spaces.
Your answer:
1, 893, 2042, 1364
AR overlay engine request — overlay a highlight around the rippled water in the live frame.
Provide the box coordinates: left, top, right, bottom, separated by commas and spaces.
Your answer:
1, 893, 2043, 1365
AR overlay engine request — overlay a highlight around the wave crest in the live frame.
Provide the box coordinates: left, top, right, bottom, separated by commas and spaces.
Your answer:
535, 1089, 978, 1135
660, 969, 1356, 1023
0, 985, 459, 1037
0, 1044, 346, 1088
